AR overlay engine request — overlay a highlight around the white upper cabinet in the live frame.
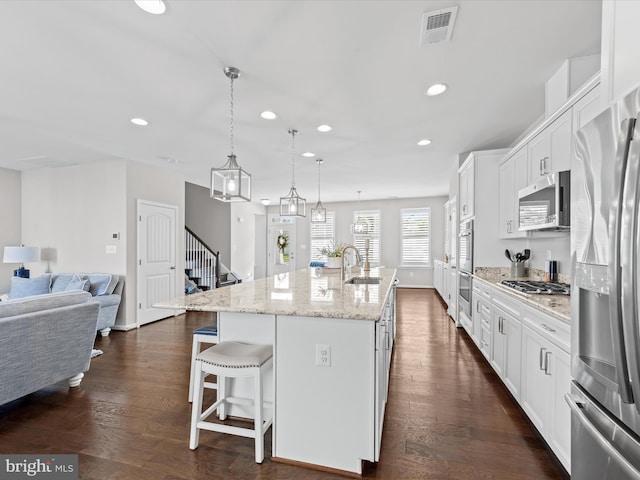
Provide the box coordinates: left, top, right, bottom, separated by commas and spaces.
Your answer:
527, 109, 572, 181
459, 157, 475, 221
499, 147, 529, 239
572, 85, 602, 133
601, 0, 640, 106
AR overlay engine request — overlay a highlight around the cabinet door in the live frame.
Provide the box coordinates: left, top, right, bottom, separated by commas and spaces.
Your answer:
548, 109, 572, 173
520, 325, 549, 434
498, 159, 515, 238
528, 131, 549, 181
503, 314, 522, 400
573, 86, 601, 132
459, 160, 474, 220
490, 307, 506, 378
548, 346, 571, 472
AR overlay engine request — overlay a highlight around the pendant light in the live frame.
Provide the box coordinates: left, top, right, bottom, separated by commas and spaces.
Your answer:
211, 66, 251, 202
351, 190, 371, 234
279, 129, 306, 217
310, 158, 327, 223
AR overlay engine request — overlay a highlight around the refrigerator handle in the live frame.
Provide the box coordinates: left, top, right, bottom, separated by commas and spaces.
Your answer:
565, 393, 640, 478
621, 116, 640, 413
608, 118, 636, 404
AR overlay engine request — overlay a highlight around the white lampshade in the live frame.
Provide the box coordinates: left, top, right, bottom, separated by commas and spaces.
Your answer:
3, 246, 40, 264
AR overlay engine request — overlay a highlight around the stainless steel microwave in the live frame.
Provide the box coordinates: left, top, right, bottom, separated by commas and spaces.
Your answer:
518, 170, 570, 231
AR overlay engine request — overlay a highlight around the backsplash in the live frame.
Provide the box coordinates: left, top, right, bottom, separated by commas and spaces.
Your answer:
474, 266, 571, 285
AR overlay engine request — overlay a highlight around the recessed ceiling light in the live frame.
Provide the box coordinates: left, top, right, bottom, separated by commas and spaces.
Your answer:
130, 117, 149, 126
261, 111, 277, 120
260, 198, 271, 205
134, 0, 166, 15
302, 152, 315, 157
426, 83, 447, 96
317, 124, 332, 132
417, 139, 432, 146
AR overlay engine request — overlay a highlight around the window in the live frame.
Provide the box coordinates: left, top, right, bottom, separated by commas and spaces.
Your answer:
401, 207, 431, 266
353, 210, 381, 265
310, 212, 335, 261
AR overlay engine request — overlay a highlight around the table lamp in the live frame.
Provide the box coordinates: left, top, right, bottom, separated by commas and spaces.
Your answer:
3, 246, 40, 278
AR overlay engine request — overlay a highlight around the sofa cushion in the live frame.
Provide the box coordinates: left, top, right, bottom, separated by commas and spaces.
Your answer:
85, 274, 113, 296
103, 275, 119, 296
0, 291, 92, 319
65, 275, 90, 293
51, 274, 74, 293
9, 274, 52, 299
93, 294, 121, 308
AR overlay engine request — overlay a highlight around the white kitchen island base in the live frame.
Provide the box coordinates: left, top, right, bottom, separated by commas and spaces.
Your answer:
155, 267, 396, 476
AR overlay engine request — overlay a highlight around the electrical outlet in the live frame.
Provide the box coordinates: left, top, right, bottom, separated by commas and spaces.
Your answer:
316, 344, 331, 367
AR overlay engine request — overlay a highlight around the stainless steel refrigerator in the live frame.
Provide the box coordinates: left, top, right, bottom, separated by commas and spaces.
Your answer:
569, 85, 640, 479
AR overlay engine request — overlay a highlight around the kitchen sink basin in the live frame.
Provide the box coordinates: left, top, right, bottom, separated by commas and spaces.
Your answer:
344, 276, 383, 285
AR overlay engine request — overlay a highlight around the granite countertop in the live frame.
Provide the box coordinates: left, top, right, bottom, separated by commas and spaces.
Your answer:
473, 267, 570, 323
154, 267, 397, 321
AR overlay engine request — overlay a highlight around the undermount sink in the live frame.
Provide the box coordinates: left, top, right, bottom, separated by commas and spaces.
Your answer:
344, 276, 383, 285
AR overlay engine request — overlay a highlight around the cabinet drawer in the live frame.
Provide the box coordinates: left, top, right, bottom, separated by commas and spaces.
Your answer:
473, 277, 493, 299
492, 289, 522, 318
521, 303, 570, 352
480, 324, 491, 358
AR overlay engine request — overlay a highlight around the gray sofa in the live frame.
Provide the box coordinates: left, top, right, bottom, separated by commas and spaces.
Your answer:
51, 274, 124, 337
8, 273, 124, 337
0, 291, 100, 406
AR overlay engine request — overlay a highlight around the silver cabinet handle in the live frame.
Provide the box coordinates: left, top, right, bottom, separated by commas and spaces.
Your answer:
540, 323, 556, 333
544, 351, 552, 375
477, 301, 481, 313
539, 347, 547, 371
540, 158, 543, 176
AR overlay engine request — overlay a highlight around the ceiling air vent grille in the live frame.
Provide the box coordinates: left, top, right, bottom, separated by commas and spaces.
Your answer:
421, 6, 459, 46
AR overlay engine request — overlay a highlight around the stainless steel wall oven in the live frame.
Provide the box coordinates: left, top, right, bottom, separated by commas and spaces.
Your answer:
458, 220, 473, 320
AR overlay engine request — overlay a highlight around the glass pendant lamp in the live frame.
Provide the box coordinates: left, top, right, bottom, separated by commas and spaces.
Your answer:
280, 129, 306, 217
351, 190, 371, 234
311, 158, 327, 223
211, 66, 251, 202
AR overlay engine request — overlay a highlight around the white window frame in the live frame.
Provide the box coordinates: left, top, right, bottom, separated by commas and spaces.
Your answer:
400, 207, 431, 267
310, 212, 335, 262
352, 210, 381, 266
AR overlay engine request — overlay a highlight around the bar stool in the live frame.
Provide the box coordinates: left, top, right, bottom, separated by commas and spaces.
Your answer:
189, 341, 274, 463
188, 324, 218, 402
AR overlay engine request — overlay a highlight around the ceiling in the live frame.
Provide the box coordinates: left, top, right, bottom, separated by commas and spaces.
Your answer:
0, 0, 602, 204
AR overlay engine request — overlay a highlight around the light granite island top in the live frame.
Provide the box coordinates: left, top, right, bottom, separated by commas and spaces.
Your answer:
154, 266, 398, 476
155, 266, 397, 321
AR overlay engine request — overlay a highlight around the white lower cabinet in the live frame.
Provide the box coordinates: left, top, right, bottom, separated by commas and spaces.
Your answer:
520, 306, 571, 472
469, 277, 571, 473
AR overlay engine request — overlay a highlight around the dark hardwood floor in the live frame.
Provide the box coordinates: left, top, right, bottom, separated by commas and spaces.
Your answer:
0, 288, 568, 479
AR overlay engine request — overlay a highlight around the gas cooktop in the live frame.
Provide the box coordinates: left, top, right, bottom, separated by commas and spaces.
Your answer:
500, 280, 570, 295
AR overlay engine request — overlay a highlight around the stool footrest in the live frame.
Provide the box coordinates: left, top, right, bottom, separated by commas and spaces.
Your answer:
197, 421, 258, 439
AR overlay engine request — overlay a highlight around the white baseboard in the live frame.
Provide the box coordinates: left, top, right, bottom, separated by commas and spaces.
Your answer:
397, 284, 434, 289
112, 323, 138, 332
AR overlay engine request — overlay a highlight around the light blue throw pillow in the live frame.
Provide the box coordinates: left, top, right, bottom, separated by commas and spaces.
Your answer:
10, 274, 52, 299
86, 274, 112, 296
65, 274, 90, 292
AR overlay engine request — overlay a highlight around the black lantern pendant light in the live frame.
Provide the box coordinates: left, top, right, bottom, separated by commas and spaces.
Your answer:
279, 129, 306, 217
211, 67, 251, 202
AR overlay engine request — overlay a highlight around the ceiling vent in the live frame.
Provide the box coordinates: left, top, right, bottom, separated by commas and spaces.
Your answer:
421, 6, 459, 46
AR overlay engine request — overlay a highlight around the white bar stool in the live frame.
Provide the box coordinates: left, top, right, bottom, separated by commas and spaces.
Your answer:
188, 324, 218, 402
189, 341, 274, 463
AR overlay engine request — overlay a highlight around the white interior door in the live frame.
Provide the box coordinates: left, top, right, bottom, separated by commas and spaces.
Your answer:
137, 200, 177, 326
267, 215, 296, 277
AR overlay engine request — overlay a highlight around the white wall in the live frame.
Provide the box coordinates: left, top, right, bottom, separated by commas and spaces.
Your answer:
266, 196, 448, 287
21, 161, 127, 276
125, 161, 185, 330
21, 160, 185, 330
0, 168, 22, 293
230, 201, 267, 282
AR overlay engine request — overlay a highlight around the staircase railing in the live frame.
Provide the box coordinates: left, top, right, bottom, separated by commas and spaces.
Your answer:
185, 227, 241, 291
185, 227, 218, 291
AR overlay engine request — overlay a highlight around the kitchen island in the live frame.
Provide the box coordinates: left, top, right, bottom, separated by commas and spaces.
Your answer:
155, 267, 398, 477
